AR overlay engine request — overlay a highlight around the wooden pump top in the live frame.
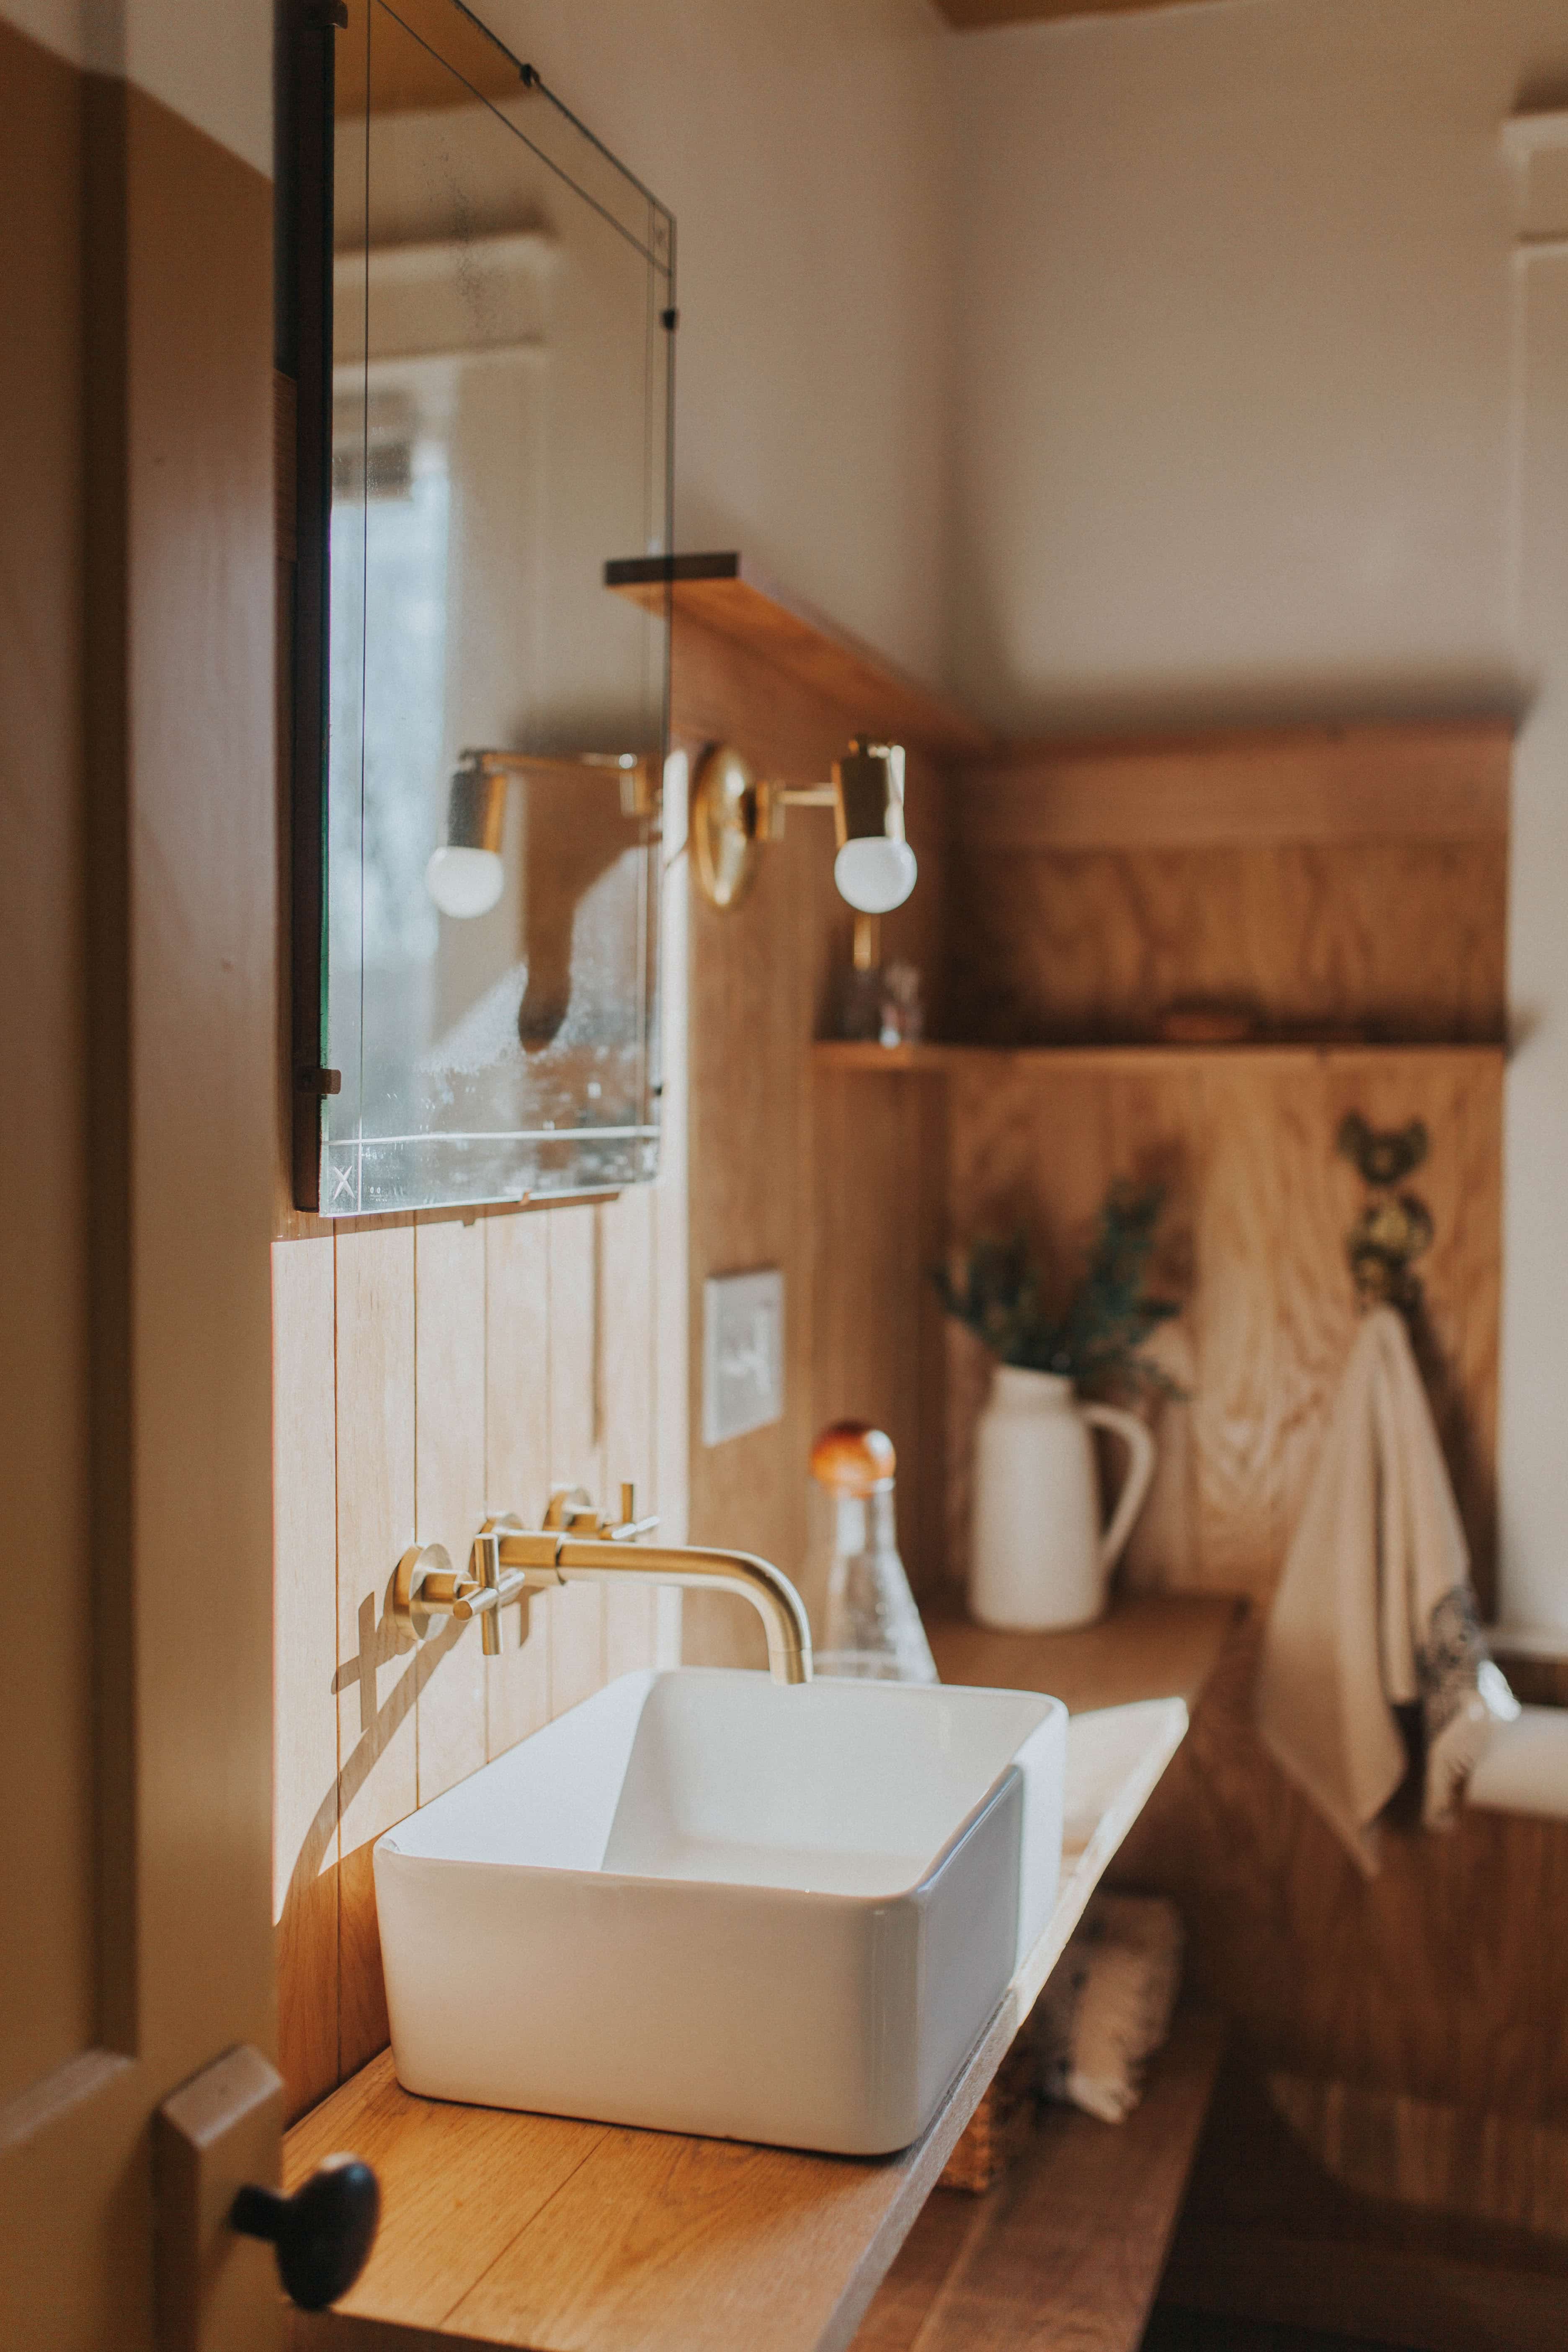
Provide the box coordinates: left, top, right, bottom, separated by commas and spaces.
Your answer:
810, 1420, 896, 1495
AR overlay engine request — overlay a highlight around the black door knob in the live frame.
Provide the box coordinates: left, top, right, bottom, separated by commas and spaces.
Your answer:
231, 2153, 380, 2311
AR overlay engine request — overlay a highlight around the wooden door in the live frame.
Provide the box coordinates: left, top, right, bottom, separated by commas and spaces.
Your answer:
0, 24, 280, 2348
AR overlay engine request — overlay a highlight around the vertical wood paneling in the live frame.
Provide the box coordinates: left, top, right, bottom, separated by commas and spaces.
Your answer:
271, 1236, 340, 2122
333, 1220, 416, 2080
411, 1214, 487, 1805
547, 1205, 606, 1714
600, 1188, 657, 1678
280, 1173, 677, 2104
483, 1209, 552, 1756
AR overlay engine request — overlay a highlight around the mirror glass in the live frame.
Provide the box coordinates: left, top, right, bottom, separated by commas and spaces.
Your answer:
308, 0, 672, 1215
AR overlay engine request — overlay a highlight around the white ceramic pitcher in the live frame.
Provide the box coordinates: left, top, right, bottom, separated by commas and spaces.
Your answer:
970, 1366, 1157, 1631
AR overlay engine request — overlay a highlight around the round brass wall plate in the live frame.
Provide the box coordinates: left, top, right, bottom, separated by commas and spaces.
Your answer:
691, 743, 761, 910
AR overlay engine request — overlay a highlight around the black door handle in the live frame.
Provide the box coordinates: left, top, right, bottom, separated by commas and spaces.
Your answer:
232, 2153, 380, 2311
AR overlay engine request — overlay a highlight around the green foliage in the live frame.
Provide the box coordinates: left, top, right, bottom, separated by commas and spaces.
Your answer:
933, 1182, 1182, 1400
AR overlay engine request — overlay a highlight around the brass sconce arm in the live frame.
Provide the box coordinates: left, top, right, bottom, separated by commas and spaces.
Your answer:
691, 738, 912, 921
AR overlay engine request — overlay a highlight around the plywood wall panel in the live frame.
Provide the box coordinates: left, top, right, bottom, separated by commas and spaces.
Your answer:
1189, 1063, 1285, 1595
937, 1048, 1501, 1609
1114, 1615, 1568, 2141
947, 842, 1508, 1048
674, 607, 952, 1668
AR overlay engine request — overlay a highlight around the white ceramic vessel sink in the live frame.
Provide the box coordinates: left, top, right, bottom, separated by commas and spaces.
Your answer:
375, 1668, 1066, 2155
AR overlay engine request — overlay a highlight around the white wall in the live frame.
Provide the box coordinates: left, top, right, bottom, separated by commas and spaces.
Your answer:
1, 0, 273, 175
475, 0, 956, 689
949, 0, 1568, 1627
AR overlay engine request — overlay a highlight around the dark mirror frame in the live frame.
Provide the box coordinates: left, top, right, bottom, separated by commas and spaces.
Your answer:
278, 0, 675, 1215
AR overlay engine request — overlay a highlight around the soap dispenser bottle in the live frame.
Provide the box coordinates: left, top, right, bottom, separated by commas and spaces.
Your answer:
811, 1421, 939, 1683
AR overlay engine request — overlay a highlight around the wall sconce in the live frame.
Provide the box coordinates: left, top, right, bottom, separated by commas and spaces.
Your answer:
691, 738, 916, 918
425, 748, 653, 921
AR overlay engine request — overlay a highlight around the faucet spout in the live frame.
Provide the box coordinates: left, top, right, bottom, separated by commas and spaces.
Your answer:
557, 1540, 813, 1685
488, 1523, 813, 1684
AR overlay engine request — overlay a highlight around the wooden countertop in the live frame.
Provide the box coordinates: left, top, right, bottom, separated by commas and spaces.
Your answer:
286, 1598, 1238, 2352
929, 1591, 1241, 1717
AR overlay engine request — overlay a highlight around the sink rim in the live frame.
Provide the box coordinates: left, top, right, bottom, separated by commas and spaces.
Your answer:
377, 1665, 1065, 1911
378, 1759, 1026, 1908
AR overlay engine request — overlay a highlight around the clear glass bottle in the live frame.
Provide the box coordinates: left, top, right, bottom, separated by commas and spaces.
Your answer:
811, 1421, 938, 1683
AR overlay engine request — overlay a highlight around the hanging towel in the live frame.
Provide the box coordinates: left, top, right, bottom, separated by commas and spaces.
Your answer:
1256, 1305, 1516, 1875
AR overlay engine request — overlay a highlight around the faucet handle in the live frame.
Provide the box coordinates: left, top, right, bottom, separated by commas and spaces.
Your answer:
542, 1482, 659, 1542
391, 1544, 481, 1644
607, 1481, 660, 1542
468, 1514, 530, 1654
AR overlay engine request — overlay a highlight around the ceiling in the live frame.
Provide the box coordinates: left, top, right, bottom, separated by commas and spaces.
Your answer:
936, 0, 1209, 25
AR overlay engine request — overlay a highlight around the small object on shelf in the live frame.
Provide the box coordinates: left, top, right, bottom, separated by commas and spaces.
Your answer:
1337, 1112, 1433, 1313
810, 1420, 938, 1682
879, 958, 924, 1047
935, 1192, 1179, 1632
839, 912, 883, 1040
1157, 999, 1261, 1044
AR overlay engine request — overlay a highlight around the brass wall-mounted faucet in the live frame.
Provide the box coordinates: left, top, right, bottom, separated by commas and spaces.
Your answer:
392, 1485, 813, 1685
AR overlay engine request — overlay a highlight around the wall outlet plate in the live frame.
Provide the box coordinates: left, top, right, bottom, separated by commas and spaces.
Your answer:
702, 1269, 784, 1447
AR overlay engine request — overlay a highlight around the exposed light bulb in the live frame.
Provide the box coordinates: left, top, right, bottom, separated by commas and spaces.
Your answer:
426, 844, 505, 919
833, 836, 917, 916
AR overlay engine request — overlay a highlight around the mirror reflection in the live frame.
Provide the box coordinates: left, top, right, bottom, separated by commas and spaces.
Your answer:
304, 0, 673, 1214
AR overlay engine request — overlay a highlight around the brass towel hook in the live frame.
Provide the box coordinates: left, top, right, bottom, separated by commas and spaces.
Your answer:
1337, 1114, 1433, 1313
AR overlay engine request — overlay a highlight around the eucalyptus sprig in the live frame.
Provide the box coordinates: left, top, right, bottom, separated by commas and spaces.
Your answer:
934, 1182, 1183, 1401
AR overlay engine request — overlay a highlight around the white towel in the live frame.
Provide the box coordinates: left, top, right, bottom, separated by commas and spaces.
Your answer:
1256, 1305, 1516, 1875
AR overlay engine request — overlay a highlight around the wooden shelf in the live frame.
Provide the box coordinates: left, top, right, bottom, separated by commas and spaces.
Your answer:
853, 2008, 1228, 2352
284, 1688, 1197, 2352
814, 1039, 1508, 1075
605, 552, 995, 760
928, 1592, 1241, 1720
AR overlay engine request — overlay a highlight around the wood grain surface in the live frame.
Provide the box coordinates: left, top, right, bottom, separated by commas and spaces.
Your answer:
928, 1594, 1239, 1718
852, 2009, 1226, 2352
935, 1044, 1502, 1611
1109, 1610, 1568, 2144
272, 1193, 680, 2121
1159, 2055, 1568, 2352
947, 722, 1509, 1050
609, 552, 993, 757
673, 603, 953, 1662
273, 575, 953, 2109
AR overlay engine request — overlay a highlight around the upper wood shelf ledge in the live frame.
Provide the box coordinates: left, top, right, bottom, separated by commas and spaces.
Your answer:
606, 552, 996, 760
814, 1038, 1509, 1074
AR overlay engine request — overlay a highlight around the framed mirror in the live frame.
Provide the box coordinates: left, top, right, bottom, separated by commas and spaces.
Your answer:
287, 0, 674, 1215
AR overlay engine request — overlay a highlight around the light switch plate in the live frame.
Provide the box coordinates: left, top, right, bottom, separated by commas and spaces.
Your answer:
702, 1269, 784, 1446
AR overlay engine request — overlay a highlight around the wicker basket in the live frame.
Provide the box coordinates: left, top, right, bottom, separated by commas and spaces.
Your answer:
938, 2036, 1039, 2194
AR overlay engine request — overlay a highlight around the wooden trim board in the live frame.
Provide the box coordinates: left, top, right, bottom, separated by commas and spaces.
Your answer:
812, 1040, 1509, 1073
938, 0, 1220, 24
606, 552, 995, 758
283, 1698, 1191, 2352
